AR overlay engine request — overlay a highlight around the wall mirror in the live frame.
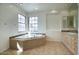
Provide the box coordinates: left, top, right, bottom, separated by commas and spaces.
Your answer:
62, 16, 74, 29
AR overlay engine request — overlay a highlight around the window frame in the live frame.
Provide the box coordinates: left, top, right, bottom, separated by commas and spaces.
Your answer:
18, 14, 26, 32
28, 16, 38, 33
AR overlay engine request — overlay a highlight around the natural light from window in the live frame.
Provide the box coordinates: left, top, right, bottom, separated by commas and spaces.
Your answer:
18, 14, 25, 32
29, 17, 38, 33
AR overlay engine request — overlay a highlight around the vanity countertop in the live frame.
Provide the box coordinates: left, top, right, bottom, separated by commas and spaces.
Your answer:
61, 30, 78, 33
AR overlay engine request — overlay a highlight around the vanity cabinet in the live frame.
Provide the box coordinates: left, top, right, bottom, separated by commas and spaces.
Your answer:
62, 32, 77, 54
62, 4, 78, 54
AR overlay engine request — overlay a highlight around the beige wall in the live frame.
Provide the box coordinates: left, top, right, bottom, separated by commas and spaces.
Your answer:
28, 11, 69, 42
0, 4, 28, 53
28, 12, 46, 33
46, 14, 62, 41
46, 11, 69, 41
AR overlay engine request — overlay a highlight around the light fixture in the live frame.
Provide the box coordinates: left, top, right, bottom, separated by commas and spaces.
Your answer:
35, 8, 38, 10
19, 3, 23, 5
51, 10, 58, 13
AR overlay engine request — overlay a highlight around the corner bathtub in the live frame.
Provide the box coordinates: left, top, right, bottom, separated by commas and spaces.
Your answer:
9, 34, 46, 50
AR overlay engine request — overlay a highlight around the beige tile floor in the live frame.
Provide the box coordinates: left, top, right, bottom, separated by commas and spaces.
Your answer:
0, 41, 72, 55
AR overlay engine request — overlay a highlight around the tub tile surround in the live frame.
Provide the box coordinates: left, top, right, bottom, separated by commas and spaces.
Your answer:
0, 41, 71, 55
9, 33, 46, 50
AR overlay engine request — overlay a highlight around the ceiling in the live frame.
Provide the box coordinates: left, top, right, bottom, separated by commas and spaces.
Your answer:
15, 3, 72, 13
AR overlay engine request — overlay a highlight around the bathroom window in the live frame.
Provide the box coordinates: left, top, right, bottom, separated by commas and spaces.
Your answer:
18, 14, 25, 32
29, 17, 38, 33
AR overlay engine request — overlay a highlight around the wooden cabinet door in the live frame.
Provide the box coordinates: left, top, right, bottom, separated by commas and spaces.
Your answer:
71, 36, 77, 54
62, 32, 77, 54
